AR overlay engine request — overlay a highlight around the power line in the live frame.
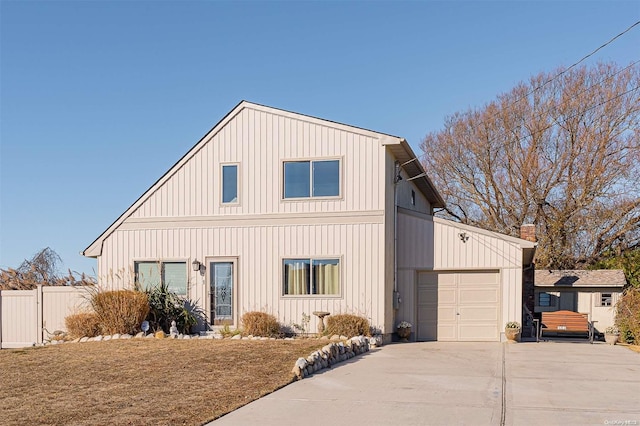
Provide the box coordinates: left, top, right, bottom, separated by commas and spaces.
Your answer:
416, 59, 640, 162
535, 20, 640, 94
415, 20, 640, 163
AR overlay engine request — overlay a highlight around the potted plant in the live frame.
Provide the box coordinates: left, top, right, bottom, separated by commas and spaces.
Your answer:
505, 321, 521, 342
396, 321, 412, 341
604, 326, 620, 345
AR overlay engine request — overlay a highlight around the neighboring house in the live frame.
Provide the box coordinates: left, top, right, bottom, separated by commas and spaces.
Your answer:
534, 269, 626, 332
83, 101, 536, 342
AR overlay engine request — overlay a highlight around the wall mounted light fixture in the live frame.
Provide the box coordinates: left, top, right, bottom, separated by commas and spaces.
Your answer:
458, 232, 469, 243
192, 260, 201, 272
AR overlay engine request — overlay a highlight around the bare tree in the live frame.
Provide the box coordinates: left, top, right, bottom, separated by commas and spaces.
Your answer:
421, 62, 640, 269
0, 247, 96, 290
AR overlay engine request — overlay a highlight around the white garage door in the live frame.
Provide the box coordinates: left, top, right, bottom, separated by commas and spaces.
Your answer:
417, 271, 500, 341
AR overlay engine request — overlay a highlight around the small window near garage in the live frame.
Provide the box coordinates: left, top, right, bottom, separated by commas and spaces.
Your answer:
221, 164, 238, 204
600, 293, 612, 307
283, 258, 340, 296
411, 190, 416, 206
538, 292, 551, 307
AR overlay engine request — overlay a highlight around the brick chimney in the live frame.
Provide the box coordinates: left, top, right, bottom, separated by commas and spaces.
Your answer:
520, 224, 536, 242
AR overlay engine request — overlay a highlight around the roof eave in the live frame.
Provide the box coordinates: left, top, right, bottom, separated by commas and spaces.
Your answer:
383, 138, 445, 208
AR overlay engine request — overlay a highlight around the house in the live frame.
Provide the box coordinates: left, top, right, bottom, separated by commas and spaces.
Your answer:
534, 269, 626, 333
83, 101, 536, 342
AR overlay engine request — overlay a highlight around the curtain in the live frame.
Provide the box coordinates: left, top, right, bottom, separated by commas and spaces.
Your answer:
314, 261, 339, 295
286, 261, 309, 295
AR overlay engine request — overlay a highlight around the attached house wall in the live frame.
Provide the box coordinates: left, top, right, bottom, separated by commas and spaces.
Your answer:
396, 212, 526, 341
94, 104, 397, 333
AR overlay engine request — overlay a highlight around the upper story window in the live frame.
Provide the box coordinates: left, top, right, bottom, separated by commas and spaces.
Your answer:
283, 159, 340, 199
221, 164, 238, 204
134, 261, 187, 296
411, 190, 416, 206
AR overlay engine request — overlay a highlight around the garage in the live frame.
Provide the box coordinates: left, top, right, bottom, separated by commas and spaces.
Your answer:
417, 270, 500, 341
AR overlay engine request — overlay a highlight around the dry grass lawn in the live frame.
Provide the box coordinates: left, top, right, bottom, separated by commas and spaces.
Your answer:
0, 339, 325, 425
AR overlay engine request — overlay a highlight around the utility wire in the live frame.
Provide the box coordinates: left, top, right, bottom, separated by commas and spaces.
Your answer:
414, 59, 640, 162
414, 20, 640, 164
534, 20, 640, 95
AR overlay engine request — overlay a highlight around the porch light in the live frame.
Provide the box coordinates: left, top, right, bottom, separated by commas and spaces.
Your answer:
192, 260, 201, 272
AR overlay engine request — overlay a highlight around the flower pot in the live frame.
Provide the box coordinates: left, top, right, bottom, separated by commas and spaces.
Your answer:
397, 327, 411, 341
505, 328, 521, 342
605, 333, 619, 345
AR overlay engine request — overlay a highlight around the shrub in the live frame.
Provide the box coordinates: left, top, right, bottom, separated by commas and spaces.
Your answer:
241, 311, 281, 337
325, 314, 371, 337
91, 290, 150, 335
144, 282, 204, 334
616, 287, 640, 345
65, 312, 101, 338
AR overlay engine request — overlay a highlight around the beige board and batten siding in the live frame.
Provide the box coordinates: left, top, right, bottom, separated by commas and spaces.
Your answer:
98, 222, 386, 331
92, 103, 391, 333
128, 106, 385, 219
397, 211, 529, 341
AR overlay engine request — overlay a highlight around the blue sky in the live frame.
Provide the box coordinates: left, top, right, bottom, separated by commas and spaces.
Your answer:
1, 1, 638, 276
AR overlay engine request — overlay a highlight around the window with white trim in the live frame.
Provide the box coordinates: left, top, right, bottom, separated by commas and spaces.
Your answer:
283, 258, 340, 295
221, 164, 238, 204
599, 293, 613, 307
134, 261, 187, 296
283, 159, 340, 198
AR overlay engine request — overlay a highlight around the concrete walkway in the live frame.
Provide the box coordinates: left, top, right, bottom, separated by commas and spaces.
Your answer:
211, 341, 640, 426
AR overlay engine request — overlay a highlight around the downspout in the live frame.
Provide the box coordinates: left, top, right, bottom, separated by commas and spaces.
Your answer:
393, 162, 401, 313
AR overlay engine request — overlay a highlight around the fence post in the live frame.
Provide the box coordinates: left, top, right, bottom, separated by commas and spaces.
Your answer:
37, 285, 43, 345
0, 290, 3, 348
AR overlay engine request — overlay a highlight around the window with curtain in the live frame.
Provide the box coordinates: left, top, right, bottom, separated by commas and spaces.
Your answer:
283, 258, 339, 296
283, 159, 339, 198
134, 261, 187, 296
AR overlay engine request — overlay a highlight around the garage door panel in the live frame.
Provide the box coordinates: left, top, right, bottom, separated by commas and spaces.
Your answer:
459, 306, 499, 321
417, 271, 500, 342
439, 288, 457, 304
459, 271, 499, 285
437, 324, 456, 340
458, 324, 499, 340
459, 289, 498, 304
438, 306, 457, 321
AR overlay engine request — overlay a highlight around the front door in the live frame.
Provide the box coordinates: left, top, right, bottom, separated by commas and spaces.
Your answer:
210, 261, 234, 326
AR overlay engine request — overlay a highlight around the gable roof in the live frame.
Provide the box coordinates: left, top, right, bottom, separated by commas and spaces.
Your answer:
535, 269, 627, 287
83, 101, 444, 257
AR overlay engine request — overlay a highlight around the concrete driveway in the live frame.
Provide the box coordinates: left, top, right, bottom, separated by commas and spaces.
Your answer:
211, 341, 640, 426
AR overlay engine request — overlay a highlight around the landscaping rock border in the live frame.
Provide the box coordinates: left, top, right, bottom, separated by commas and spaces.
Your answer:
291, 335, 371, 380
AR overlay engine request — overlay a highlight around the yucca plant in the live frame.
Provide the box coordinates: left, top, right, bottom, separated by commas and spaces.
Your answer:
142, 281, 204, 334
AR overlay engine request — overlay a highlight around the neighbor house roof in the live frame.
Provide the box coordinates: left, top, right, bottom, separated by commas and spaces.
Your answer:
535, 270, 626, 287
83, 100, 444, 257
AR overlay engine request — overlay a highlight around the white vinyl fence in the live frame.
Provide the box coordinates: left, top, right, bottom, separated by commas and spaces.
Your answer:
0, 285, 92, 349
